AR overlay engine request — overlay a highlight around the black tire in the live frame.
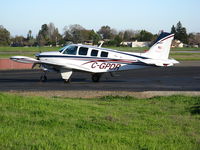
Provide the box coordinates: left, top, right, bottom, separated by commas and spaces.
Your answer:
92, 74, 101, 82
40, 75, 47, 82
64, 78, 71, 84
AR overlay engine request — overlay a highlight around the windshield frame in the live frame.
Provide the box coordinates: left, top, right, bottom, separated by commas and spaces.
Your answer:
59, 46, 67, 53
60, 45, 78, 55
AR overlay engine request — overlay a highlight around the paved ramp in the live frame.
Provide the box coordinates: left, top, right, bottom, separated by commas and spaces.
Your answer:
0, 66, 199, 92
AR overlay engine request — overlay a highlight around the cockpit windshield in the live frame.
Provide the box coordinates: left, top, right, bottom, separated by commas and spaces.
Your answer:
59, 45, 78, 55
59, 47, 66, 53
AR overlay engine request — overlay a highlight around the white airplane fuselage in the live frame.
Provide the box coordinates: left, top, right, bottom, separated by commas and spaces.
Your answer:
10, 32, 179, 82
37, 46, 148, 73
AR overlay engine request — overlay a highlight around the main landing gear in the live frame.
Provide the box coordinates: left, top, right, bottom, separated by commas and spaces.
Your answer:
60, 69, 73, 84
91, 73, 102, 82
39, 71, 102, 83
64, 78, 71, 83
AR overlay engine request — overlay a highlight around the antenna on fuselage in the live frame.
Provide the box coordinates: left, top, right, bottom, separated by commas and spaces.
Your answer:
98, 41, 104, 48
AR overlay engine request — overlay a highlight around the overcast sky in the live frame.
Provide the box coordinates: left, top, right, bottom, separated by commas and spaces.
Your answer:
0, 0, 200, 36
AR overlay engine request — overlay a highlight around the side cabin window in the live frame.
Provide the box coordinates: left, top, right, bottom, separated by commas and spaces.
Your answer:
78, 47, 88, 55
63, 45, 77, 55
91, 49, 98, 57
100, 51, 108, 57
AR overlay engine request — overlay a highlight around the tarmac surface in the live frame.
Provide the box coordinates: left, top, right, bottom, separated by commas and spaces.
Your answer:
0, 61, 200, 92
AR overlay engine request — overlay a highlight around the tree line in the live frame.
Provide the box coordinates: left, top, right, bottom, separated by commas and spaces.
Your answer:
0, 22, 199, 47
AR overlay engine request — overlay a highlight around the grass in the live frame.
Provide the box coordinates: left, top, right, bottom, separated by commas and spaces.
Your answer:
171, 47, 200, 51
0, 53, 35, 58
0, 46, 60, 52
106, 46, 200, 52
0, 46, 199, 52
168, 53, 200, 61
0, 47, 60, 58
169, 53, 200, 61
105, 46, 148, 52
0, 93, 200, 150
0, 46, 200, 60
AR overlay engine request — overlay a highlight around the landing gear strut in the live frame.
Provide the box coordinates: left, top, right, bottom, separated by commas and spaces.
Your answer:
40, 72, 47, 82
92, 73, 102, 82
64, 78, 71, 83
60, 69, 73, 84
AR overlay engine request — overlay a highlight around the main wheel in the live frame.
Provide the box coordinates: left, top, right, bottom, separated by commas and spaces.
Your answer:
64, 78, 71, 83
92, 74, 101, 82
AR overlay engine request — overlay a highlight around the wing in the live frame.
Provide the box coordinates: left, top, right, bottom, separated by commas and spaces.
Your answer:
10, 56, 39, 64
10, 56, 65, 67
10, 56, 91, 72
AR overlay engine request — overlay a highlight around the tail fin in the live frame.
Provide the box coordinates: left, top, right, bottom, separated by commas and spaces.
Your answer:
143, 32, 174, 59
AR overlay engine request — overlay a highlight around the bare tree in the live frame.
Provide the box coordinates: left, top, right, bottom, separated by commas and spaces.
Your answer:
188, 33, 200, 46
123, 30, 135, 41
25, 30, 35, 46
98, 25, 116, 39
47, 23, 62, 46
63, 24, 88, 43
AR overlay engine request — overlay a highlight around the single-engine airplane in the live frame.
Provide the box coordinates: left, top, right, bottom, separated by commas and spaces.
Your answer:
10, 32, 179, 82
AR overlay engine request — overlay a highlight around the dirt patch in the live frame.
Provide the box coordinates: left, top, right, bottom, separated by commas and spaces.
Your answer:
0, 59, 32, 70
6, 90, 200, 99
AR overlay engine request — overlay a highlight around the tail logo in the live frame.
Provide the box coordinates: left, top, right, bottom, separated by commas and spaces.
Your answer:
156, 45, 163, 52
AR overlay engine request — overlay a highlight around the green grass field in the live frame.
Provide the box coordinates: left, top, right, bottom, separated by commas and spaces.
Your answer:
0, 46, 59, 52
106, 46, 200, 52
0, 46, 200, 52
0, 46, 200, 60
0, 93, 200, 150
169, 53, 200, 61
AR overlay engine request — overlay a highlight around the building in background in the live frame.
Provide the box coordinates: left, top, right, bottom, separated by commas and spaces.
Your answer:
121, 40, 150, 47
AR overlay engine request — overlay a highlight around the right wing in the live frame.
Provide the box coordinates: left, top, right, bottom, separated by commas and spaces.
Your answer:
10, 56, 65, 68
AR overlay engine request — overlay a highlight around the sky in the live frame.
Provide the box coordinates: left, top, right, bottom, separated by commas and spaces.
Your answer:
0, 0, 200, 37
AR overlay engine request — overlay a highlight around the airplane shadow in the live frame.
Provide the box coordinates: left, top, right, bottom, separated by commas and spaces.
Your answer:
0, 78, 61, 83
0, 78, 127, 83
189, 104, 200, 115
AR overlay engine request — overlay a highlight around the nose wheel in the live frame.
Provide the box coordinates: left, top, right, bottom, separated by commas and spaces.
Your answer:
92, 73, 102, 82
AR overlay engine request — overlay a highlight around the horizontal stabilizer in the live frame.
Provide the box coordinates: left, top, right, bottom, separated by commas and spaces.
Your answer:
139, 58, 179, 67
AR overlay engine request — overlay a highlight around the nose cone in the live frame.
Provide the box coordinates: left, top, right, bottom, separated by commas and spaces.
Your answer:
35, 51, 61, 59
35, 53, 40, 57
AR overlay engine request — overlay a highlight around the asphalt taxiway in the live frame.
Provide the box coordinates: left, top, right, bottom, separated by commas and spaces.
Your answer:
0, 62, 199, 92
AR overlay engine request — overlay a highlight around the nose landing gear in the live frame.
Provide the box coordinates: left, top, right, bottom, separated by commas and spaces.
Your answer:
40, 71, 47, 82
91, 73, 102, 82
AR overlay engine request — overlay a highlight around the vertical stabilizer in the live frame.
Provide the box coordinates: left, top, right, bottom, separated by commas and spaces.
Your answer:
143, 32, 174, 59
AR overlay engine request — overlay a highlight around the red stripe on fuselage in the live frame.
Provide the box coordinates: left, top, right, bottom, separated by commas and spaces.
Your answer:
81, 59, 137, 65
